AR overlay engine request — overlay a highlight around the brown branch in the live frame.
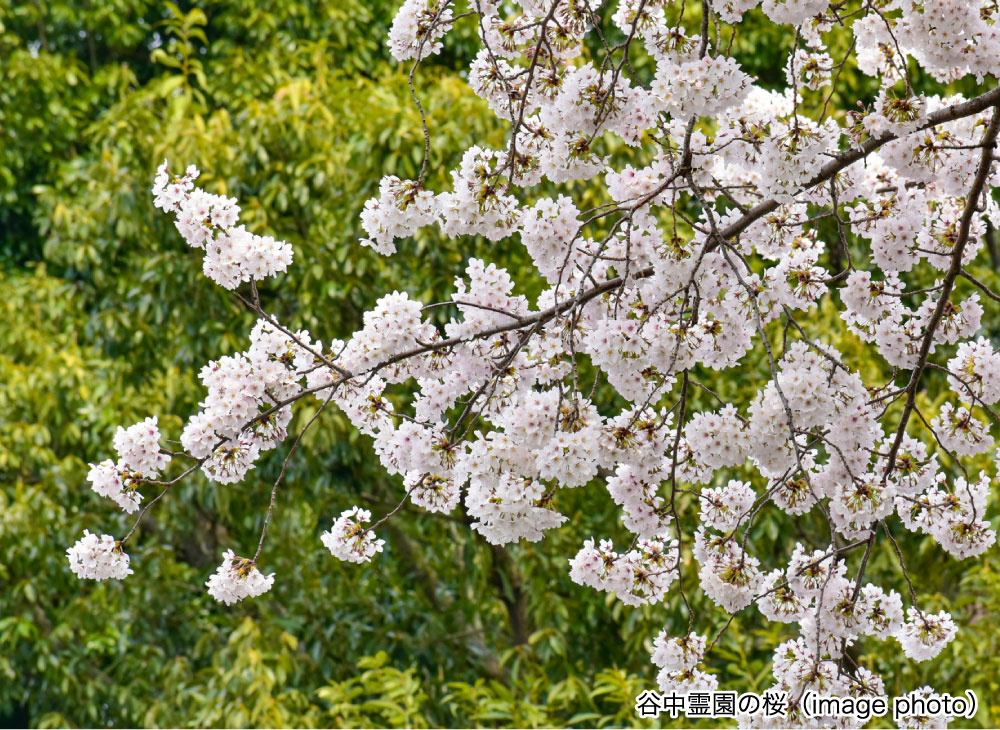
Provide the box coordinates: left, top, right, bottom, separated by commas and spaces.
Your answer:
881, 105, 1000, 479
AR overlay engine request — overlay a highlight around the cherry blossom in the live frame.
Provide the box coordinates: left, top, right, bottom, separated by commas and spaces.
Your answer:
73, 0, 1000, 711
206, 550, 276, 605
67, 531, 133, 581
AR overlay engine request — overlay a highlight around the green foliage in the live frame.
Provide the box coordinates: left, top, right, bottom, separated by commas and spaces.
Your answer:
316, 651, 429, 728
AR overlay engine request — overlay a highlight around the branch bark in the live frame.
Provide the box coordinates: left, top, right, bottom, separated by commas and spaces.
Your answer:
881, 104, 1000, 478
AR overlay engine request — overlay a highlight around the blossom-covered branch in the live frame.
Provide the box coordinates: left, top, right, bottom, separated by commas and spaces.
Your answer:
71, 0, 1000, 725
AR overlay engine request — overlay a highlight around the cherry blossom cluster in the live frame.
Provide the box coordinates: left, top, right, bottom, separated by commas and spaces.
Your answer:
388, 0, 454, 62
651, 631, 717, 694
570, 534, 680, 606
152, 161, 293, 289
72, 0, 1000, 721
321, 507, 386, 563
178, 318, 314, 484
206, 550, 276, 605
67, 531, 133, 581
87, 417, 170, 514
